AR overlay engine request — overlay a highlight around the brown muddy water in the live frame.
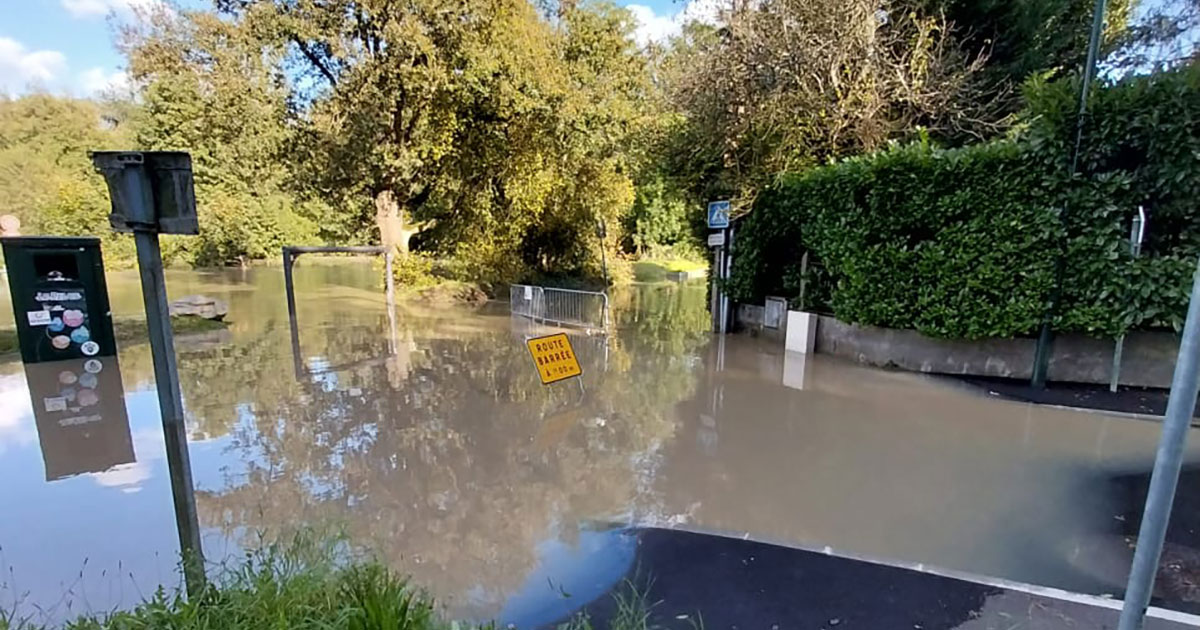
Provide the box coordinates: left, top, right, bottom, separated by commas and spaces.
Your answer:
2, 261, 1200, 625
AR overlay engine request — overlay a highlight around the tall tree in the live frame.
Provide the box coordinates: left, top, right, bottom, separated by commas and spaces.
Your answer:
216, 0, 534, 254
922, 0, 1133, 88
121, 6, 323, 265
656, 0, 990, 204
207, 0, 650, 283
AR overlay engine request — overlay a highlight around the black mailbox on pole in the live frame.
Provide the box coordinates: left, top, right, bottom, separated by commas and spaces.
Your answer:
91, 151, 198, 234
89, 149, 206, 595
1, 237, 117, 364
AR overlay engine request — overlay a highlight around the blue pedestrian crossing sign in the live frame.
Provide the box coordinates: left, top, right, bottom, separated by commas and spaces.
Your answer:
707, 200, 731, 229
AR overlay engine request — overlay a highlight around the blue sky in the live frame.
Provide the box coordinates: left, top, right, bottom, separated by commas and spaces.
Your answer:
0, 0, 697, 97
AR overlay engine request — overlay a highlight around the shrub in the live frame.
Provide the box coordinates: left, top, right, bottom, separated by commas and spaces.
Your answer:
389, 252, 439, 290
187, 191, 321, 267
731, 63, 1200, 339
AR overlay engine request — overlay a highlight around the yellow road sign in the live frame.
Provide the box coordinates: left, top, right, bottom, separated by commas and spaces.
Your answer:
526, 333, 582, 385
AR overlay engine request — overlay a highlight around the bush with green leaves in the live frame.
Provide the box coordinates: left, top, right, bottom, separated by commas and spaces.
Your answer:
1, 532, 440, 630
729, 63, 1200, 339
185, 191, 322, 267
625, 176, 702, 259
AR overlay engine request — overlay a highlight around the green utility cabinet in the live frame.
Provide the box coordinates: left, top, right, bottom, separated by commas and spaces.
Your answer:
2, 237, 117, 363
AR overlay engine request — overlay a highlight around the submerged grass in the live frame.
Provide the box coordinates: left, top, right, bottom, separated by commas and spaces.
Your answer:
557, 580, 662, 630
1, 532, 662, 630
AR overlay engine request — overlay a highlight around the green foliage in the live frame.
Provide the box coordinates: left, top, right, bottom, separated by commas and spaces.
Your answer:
625, 176, 699, 257
731, 141, 1059, 338
28, 532, 442, 630
389, 253, 439, 291
1022, 64, 1200, 334
122, 8, 326, 266
205, 0, 651, 284
340, 565, 435, 630
647, 0, 1144, 218
184, 192, 321, 267
0, 95, 138, 264
918, 0, 1133, 90
731, 63, 1200, 339
631, 259, 706, 283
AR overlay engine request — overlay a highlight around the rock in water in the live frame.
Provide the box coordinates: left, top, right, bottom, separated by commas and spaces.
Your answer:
169, 295, 229, 321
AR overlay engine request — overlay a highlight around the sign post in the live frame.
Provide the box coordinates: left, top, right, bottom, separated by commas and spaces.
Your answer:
91, 151, 205, 597
708, 201, 731, 334
1118, 256, 1200, 630
1110, 207, 1147, 392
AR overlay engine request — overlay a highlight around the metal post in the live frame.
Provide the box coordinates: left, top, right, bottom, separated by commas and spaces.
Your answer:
1117, 257, 1200, 630
720, 225, 734, 334
721, 242, 729, 334
283, 249, 304, 379
597, 218, 610, 289
385, 251, 396, 307
1031, 0, 1108, 388
1110, 338, 1126, 392
134, 230, 204, 597
712, 246, 723, 333
1111, 208, 1147, 392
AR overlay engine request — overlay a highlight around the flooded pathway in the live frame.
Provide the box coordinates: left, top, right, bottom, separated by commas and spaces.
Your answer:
2, 262, 1199, 625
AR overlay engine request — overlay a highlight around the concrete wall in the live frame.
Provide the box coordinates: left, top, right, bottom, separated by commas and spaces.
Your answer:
814, 316, 1179, 388
736, 303, 786, 342
733, 306, 1179, 388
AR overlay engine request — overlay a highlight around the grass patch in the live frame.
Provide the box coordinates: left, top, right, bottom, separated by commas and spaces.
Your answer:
1, 532, 663, 630
0, 317, 228, 357
3, 532, 440, 630
558, 580, 662, 630
632, 259, 707, 283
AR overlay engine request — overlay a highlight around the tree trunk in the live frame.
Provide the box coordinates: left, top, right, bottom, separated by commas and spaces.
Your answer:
375, 190, 420, 254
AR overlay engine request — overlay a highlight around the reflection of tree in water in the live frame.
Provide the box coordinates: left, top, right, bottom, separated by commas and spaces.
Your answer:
610, 284, 709, 358
195, 285, 710, 618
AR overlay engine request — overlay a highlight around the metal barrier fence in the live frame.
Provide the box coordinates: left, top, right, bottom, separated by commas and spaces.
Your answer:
510, 284, 543, 320
509, 284, 610, 332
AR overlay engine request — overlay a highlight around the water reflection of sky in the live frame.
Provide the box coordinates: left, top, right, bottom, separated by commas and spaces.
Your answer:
497, 527, 637, 628
0, 367, 244, 624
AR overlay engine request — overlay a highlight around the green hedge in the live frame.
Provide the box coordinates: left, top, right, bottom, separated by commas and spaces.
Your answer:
729, 63, 1200, 339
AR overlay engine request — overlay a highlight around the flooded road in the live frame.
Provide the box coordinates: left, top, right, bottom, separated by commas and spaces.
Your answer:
2, 261, 1200, 625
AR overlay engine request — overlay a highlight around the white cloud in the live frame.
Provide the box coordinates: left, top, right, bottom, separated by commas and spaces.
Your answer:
61, 0, 157, 19
626, 0, 724, 47
627, 5, 680, 47
79, 66, 130, 95
90, 461, 151, 492
0, 372, 36, 454
0, 37, 67, 95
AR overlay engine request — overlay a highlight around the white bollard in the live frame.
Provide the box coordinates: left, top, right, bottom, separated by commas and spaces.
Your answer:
785, 310, 818, 354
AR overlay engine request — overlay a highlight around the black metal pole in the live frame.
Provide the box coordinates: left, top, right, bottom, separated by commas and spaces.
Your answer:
597, 218, 609, 289
283, 248, 304, 379
135, 229, 204, 596
1031, 0, 1108, 388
